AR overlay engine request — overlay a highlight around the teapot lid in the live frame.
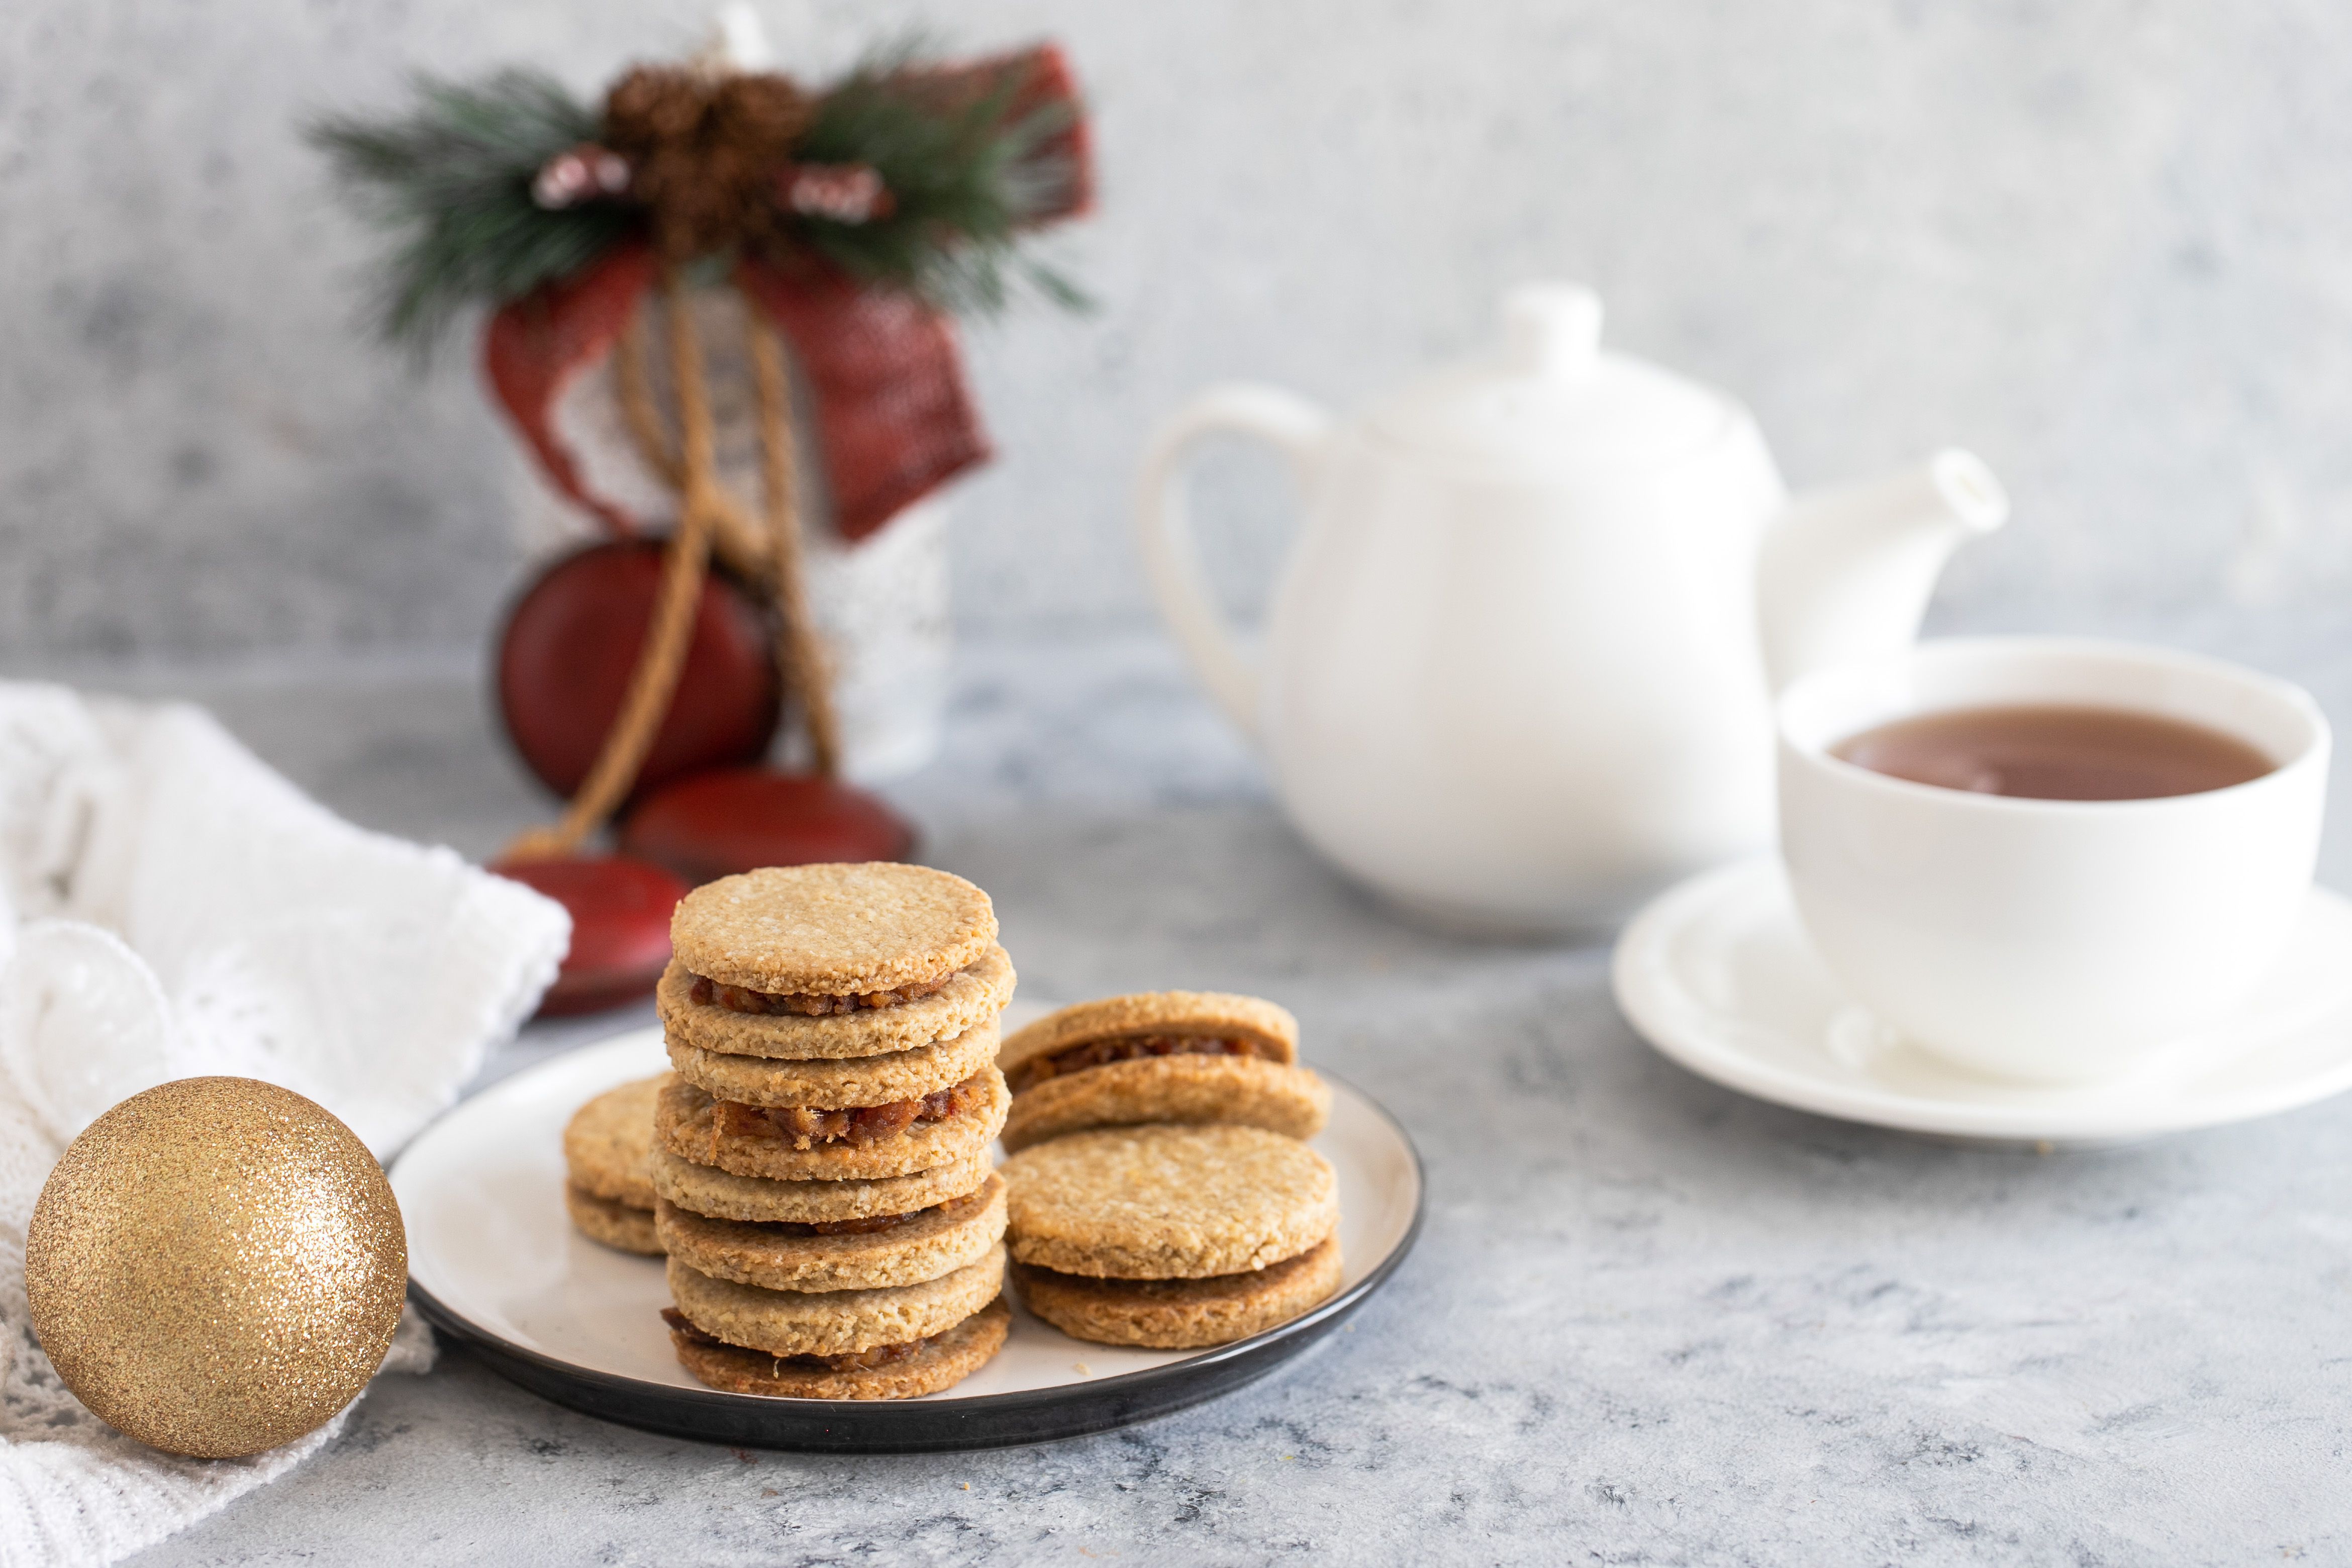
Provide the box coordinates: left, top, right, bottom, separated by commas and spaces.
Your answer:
1362, 283, 1737, 471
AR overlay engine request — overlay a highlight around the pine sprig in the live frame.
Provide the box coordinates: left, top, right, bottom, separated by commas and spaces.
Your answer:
308, 49, 1087, 351
791, 60, 1086, 314
309, 71, 634, 348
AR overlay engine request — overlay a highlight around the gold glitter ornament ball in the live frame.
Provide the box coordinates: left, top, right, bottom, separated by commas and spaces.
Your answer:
25, 1076, 408, 1459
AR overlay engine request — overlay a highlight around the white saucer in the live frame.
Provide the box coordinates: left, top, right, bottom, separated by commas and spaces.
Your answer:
1611, 857, 2352, 1145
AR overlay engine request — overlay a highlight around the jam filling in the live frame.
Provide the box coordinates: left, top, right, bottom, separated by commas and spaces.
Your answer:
736, 1183, 988, 1238
690, 969, 957, 1017
662, 1308, 939, 1371
1005, 1033, 1275, 1095
706, 1071, 989, 1152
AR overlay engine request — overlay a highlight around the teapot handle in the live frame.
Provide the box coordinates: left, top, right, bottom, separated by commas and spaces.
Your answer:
1134, 384, 1337, 741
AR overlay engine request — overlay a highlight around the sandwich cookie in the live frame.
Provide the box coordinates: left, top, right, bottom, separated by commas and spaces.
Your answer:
998, 992, 1329, 1153
665, 1245, 1005, 1357
664, 1295, 1010, 1400
1014, 1236, 1343, 1349
650, 1146, 996, 1225
654, 1174, 1007, 1293
664, 1016, 999, 1106
562, 1075, 667, 1255
657, 945, 1017, 1061
669, 861, 997, 1004
656, 1072, 1009, 1182
1002, 1124, 1341, 1347
1003, 1123, 1337, 1279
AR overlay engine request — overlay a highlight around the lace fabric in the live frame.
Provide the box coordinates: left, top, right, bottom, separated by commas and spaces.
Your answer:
0, 682, 570, 1565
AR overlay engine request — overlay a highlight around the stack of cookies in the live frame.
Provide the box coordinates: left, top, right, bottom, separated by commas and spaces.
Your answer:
648, 862, 1016, 1399
562, 1075, 667, 1256
997, 992, 1343, 1349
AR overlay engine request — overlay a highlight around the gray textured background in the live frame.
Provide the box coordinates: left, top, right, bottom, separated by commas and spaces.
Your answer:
5, 0, 2349, 671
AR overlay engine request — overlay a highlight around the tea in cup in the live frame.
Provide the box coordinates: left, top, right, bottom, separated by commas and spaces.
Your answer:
1776, 638, 2330, 1084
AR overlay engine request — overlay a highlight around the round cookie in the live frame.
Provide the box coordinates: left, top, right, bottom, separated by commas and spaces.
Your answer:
656, 1072, 1009, 1183
999, 992, 1298, 1084
1015, 1234, 1343, 1348
999, 1055, 1332, 1153
564, 1184, 663, 1256
666, 1244, 1006, 1356
563, 1075, 665, 1210
664, 1017, 1000, 1108
670, 862, 997, 997
669, 1295, 1010, 1399
651, 1146, 994, 1225
657, 946, 1016, 1061
1001, 1123, 1338, 1280
656, 1175, 1006, 1293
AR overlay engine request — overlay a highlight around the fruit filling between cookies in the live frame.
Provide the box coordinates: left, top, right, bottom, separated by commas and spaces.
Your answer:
660, 1308, 942, 1370
736, 1183, 992, 1237
708, 1071, 989, 1150
1005, 1033, 1279, 1094
689, 968, 961, 1017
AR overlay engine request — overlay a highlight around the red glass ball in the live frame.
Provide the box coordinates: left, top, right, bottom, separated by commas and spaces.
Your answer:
491, 854, 690, 1016
496, 540, 779, 803
619, 766, 917, 885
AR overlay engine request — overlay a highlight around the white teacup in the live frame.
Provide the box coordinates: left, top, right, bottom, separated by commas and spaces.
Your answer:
1777, 637, 2331, 1084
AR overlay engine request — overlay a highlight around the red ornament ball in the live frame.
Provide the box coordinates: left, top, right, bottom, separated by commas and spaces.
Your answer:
492, 854, 689, 1015
497, 540, 779, 803
620, 766, 917, 885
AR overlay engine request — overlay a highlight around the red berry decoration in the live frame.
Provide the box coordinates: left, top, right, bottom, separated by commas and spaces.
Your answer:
497, 540, 779, 802
620, 766, 915, 885
491, 854, 689, 1016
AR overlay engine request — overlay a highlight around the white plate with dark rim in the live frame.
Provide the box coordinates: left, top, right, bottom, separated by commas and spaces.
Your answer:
1613, 857, 2352, 1147
390, 1021, 1422, 1452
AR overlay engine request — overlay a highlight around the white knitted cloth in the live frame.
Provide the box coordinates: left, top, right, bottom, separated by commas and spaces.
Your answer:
0, 682, 571, 1566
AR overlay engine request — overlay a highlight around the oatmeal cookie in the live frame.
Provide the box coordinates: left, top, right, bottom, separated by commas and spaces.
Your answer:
1014, 1235, 1342, 1348
665, 1244, 1005, 1357
665, 1295, 1010, 1399
561, 1074, 665, 1210
655, 1072, 1008, 1183
655, 1175, 1006, 1294
563, 1183, 663, 1256
670, 862, 996, 998
1000, 1053, 1330, 1153
997, 992, 1297, 1087
656, 946, 1015, 1061
1000, 1123, 1337, 1280
664, 1017, 998, 1107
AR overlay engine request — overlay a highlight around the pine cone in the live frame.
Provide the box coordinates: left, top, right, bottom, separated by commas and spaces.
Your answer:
605, 65, 707, 146
713, 74, 812, 152
603, 66, 812, 259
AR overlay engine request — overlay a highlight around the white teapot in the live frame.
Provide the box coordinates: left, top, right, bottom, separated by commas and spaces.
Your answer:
1135, 282, 2010, 934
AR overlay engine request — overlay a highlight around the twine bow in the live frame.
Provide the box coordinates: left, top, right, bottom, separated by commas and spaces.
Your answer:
502, 267, 838, 862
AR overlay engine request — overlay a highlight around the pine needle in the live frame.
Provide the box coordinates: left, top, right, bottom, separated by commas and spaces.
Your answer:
308, 71, 631, 352
306, 49, 1088, 348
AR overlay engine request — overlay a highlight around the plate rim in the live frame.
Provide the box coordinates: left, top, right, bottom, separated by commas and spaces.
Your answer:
1613, 856, 2352, 1143
395, 1034, 1425, 1450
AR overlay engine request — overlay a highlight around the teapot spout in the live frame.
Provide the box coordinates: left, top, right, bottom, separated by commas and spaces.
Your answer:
1757, 449, 2009, 693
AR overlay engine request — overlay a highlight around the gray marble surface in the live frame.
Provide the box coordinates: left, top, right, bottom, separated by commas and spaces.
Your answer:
103, 633, 2352, 1566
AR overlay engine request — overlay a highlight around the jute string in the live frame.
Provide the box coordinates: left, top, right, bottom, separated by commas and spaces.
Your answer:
611, 315, 769, 581
501, 269, 835, 861
743, 298, 841, 776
